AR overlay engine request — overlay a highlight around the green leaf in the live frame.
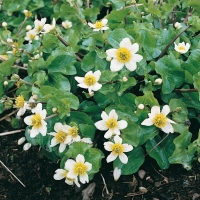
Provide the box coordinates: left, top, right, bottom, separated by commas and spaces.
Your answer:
79, 124, 96, 140
42, 33, 58, 52
146, 134, 176, 169
169, 129, 196, 170
120, 93, 137, 109
114, 146, 145, 175
99, 70, 118, 83
107, 9, 130, 22
119, 77, 136, 93
81, 51, 108, 72
48, 55, 76, 75
69, 111, 94, 125
193, 72, 200, 100
155, 55, 185, 94
0, 57, 17, 76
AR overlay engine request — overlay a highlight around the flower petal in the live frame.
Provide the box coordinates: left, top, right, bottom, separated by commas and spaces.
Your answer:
106, 152, 117, 163
104, 129, 113, 139
94, 70, 101, 81
54, 122, 63, 132
50, 137, 59, 147
119, 153, 128, 164
110, 59, 124, 72
80, 173, 89, 184
106, 49, 117, 58
24, 116, 32, 125
132, 54, 143, 62
125, 60, 137, 71
85, 162, 92, 171
123, 144, 133, 152
88, 22, 95, 28
59, 143, 66, 153
161, 122, 174, 133
76, 154, 85, 163
101, 111, 108, 121
65, 159, 76, 170
30, 128, 39, 138
104, 141, 113, 151
95, 120, 107, 131
102, 18, 108, 25
129, 43, 139, 54
77, 83, 89, 89
141, 118, 154, 126
117, 120, 128, 130
120, 38, 132, 49
92, 83, 102, 91
151, 106, 160, 116
75, 76, 84, 84
161, 105, 170, 116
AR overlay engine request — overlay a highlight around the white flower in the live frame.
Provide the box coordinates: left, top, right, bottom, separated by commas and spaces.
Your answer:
88, 18, 109, 31
62, 20, 72, 29
106, 38, 143, 72
7, 38, 13, 43
2, 22, 7, 27
54, 168, 80, 187
33, 18, 46, 33
81, 138, 93, 144
64, 125, 81, 145
15, 95, 29, 117
18, 137, 26, 145
174, 22, 182, 29
65, 154, 92, 184
122, 76, 128, 82
26, 25, 32, 31
48, 122, 69, 153
75, 70, 102, 93
25, 29, 39, 43
23, 143, 31, 151
24, 103, 47, 138
138, 104, 145, 110
104, 135, 133, 164
3, 81, 8, 86
42, 18, 56, 33
113, 167, 121, 181
174, 42, 190, 54
95, 109, 128, 139
154, 78, 162, 85
141, 105, 176, 133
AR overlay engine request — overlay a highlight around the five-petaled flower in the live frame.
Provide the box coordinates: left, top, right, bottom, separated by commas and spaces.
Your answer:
15, 95, 29, 117
25, 29, 39, 43
106, 37, 143, 72
24, 103, 47, 138
65, 154, 92, 184
104, 135, 133, 164
33, 18, 47, 33
62, 20, 72, 29
141, 105, 176, 133
174, 22, 182, 29
174, 42, 190, 54
54, 168, 80, 187
75, 70, 102, 94
88, 18, 109, 31
42, 18, 56, 33
48, 122, 69, 153
95, 109, 128, 139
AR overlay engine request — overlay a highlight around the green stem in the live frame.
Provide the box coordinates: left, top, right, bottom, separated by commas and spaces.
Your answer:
15, 17, 28, 37
174, 88, 198, 93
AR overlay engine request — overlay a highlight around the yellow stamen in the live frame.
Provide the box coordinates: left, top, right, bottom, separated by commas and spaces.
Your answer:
15, 95, 25, 108
31, 114, 42, 129
116, 47, 131, 63
153, 113, 167, 128
94, 21, 103, 29
68, 126, 79, 137
106, 118, 117, 129
178, 46, 186, 51
73, 162, 87, 176
111, 143, 124, 155
84, 75, 96, 86
55, 131, 67, 143
29, 33, 35, 39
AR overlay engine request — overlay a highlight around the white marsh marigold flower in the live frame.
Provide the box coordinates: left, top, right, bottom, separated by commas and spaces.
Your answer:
75, 70, 102, 94
95, 109, 128, 139
141, 105, 176, 134
15, 95, 29, 116
174, 42, 190, 54
106, 38, 143, 72
104, 135, 133, 164
25, 29, 39, 43
24, 103, 47, 138
62, 20, 72, 29
65, 154, 92, 184
88, 18, 109, 31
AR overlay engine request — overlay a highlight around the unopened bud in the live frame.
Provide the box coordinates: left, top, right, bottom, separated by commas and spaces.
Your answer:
7, 38, 13, 43
141, 12, 144, 15
174, 22, 182, 29
2, 22, 7, 27
11, 74, 20, 82
138, 104, 144, 110
52, 107, 57, 113
32, 94, 38, 100
113, 167, 121, 181
11, 118, 22, 129
3, 81, 8, 86
18, 137, 26, 145
106, 56, 112, 61
154, 78, 162, 85
4, 99, 13, 110
26, 25, 32, 31
175, 107, 182, 113
23, 143, 31, 151
122, 77, 128, 82
23, 10, 32, 18
89, 91, 94, 97
132, 0, 136, 4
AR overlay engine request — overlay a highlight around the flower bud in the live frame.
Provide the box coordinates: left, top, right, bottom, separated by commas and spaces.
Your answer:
122, 76, 128, 82
18, 137, 26, 145
52, 107, 57, 113
138, 104, 144, 110
23, 10, 32, 18
7, 38, 13, 43
2, 22, 7, 27
23, 143, 31, 151
4, 99, 13, 110
174, 22, 182, 29
32, 94, 38, 100
113, 167, 121, 181
26, 25, 32, 31
11, 118, 22, 129
106, 56, 112, 61
11, 74, 20, 82
175, 107, 182, 113
3, 81, 8, 86
89, 91, 94, 97
154, 78, 162, 85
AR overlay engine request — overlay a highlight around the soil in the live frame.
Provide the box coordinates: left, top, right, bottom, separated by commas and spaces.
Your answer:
1, 132, 200, 200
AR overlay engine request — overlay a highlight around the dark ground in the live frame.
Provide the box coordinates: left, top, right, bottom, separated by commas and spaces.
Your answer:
1, 132, 200, 200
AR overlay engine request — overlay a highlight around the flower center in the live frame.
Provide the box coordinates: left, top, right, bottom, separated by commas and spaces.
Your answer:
73, 162, 87, 176
55, 130, 67, 143
116, 47, 131, 63
29, 33, 36, 39
15, 95, 25, 108
106, 118, 117, 129
84, 75, 96, 86
111, 143, 124, 155
94, 21, 103, 29
153, 113, 167, 128
31, 114, 42, 129
178, 46, 186, 51
68, 126, 79, 137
